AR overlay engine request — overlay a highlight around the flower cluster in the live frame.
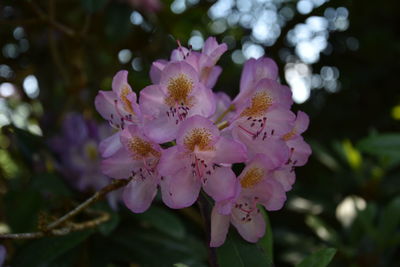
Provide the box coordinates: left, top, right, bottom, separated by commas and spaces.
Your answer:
50, 113, 121, 209
95, 37, 311, 247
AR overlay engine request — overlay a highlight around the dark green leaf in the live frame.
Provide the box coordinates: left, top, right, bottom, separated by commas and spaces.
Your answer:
217, 231, 272, 267
259, 208, 274, 262
13, 230, 93, 267
80, 0, 108, 13
135, 206, 186, 239
378, 197, 400, 248
358, 134, 400, 164
296, 248, 337, 267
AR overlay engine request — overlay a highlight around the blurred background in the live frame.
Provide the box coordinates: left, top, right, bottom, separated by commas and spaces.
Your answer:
0, 0, 399, 266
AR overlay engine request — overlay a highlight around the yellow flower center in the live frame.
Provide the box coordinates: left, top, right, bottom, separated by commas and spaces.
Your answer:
165, 74, 194, 106
282, 129, 296, 141
240, 167, 264, 188
120, 85, 135, 114
240, 91, 272, 117
184, 128, 213, 151
128, 137, 160, 159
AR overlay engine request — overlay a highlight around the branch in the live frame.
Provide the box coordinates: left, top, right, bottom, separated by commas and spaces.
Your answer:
28, 1, 76, 37
0, 178, 131, 240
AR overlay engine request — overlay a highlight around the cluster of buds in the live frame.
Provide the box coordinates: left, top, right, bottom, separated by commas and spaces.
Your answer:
94, 37, 311, 247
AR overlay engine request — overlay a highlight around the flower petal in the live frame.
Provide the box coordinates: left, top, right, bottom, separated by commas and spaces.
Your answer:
101, 147, 139, 179
123, 175, 158, 213
144, 115, 179, 143
210, 205, 231, 247
188, 85, 216, 117
158, 146, 188, 176
203, 166, 238, 202
231, 198, 266, 243
150, 59, 168, 84
160, 167, 201, 209
213, 136, 247, 164
287, 136, 312, 166
139, 85, 166, 118
99, 132, 122, 158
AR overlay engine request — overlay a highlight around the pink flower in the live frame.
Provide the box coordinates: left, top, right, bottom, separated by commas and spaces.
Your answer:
150, 37, 227, 89
101, 125, 162, 213
230, 78, 295, 165
282, 111, 312, 167
233, 57, 279, 107
158, 115, 247, 209
210, 92, 235, 123
140, 61, 216, 143
95, 71, 141, 157
210, 155, 286, 247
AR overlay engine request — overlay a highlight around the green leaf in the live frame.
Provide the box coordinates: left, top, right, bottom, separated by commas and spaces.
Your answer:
13, 230, 93, 267
80, 0, 108, 13
296, 248, 337, 267
105, 3, 132, 41
217, 231, 273, 267
378, 197, 400, 248
258, 208, 274, 262
358, 133, 400, 164
31, 172, 72, 197
135, 206, 186, 239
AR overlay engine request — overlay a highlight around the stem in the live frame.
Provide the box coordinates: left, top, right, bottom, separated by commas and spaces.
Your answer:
215, 104, 235, 124
197, 193, 218, 267
0, 178, 131, 240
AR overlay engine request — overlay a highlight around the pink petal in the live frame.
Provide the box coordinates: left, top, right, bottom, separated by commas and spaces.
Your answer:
101, 148, 140, 179
160, 167, 201, 209
112, 70, 130, 95
202, 65, 222, 89
187, 85, 216, 118
143, 115, 179, 143
294, 111, 310, 135
210, 205, 231, 247
287, 136, 312, 166
213, 136, 247, 164
272, 166, 296, 191
139, 85, 166, 117
95, 91, 119, 124
235, 57, 279, 106
203, 166, 237, 202
158, 146, 189, 176
231, 199, 266, 243
202, 37, 227, 62
150, 59, 168, 84
247, 178, 287, 211
210, 92, 234, 122
123, 175, 158, 213
99, 132, 122, 158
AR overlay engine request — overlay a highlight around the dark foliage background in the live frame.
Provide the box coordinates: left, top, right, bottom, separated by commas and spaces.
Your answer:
0, 0, 399, 266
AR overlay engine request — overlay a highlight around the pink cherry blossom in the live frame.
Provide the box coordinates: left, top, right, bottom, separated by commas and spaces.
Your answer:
158, 115, 247, 209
